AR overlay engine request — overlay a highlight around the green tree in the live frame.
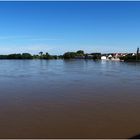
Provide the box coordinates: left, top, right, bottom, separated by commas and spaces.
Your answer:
39, 52, 43, 59
39, 52, 43, 56
63, 52, 76, 59
76, 50, 84, 55
7, 54, 22, 59
21, 53, 33, 59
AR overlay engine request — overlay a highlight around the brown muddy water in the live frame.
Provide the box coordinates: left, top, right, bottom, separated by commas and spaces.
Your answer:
0, 59, 140, 138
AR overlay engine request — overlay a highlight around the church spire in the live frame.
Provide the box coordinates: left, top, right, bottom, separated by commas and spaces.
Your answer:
136, 47, 139, 61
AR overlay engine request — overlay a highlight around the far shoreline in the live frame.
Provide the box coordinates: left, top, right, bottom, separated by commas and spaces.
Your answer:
0, 49, 139, 62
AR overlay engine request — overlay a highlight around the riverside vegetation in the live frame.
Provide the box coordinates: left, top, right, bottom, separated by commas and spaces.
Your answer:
0, 50, 101, 60
0, 49, 139, 61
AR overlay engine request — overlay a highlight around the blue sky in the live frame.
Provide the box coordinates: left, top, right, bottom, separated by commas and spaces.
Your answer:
0, 1, 140, 54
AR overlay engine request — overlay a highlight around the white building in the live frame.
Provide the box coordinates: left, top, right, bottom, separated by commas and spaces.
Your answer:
101, 56, 107, 60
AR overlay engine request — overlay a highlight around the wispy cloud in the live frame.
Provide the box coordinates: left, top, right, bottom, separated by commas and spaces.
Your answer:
0, 36, 63, 41
0, 36, 29, 40
0, 44, 55, 54
29, 38, 63, 41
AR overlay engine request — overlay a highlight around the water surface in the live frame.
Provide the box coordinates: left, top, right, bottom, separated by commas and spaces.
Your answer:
0, 60, 140, 138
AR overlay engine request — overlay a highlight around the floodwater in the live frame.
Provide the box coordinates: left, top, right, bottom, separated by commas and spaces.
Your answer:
0, 59, 140, 138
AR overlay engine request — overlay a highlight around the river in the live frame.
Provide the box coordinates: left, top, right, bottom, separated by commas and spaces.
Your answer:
0, 59, 140, 138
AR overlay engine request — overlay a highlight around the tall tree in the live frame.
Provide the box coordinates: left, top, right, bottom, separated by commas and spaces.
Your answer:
39, 52, 43, 56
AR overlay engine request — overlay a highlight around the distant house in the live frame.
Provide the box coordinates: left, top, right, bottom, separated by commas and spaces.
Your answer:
107, 54, 113, 59
121, 53, 127, 57
127, 53, 134, 56
85, 53, 101, 59
101, 56, 107, 60
132, 53, 136, 56
91, 53, 101, 59
85, 54, 93, 59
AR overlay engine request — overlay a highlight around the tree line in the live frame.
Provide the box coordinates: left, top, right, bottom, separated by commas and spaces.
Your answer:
120, 54, 140, 61
0, 50, 101, 60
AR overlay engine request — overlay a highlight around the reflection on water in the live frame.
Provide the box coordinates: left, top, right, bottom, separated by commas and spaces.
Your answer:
0, 60, 140, 138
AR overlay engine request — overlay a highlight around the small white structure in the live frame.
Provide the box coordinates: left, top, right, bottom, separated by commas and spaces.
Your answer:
108, 54, 112, 59
132, 53, 135, 56
111, 58, 120, 61
101, 56, 107, 60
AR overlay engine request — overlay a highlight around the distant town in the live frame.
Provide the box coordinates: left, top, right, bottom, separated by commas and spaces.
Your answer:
0, 48, 139, 62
